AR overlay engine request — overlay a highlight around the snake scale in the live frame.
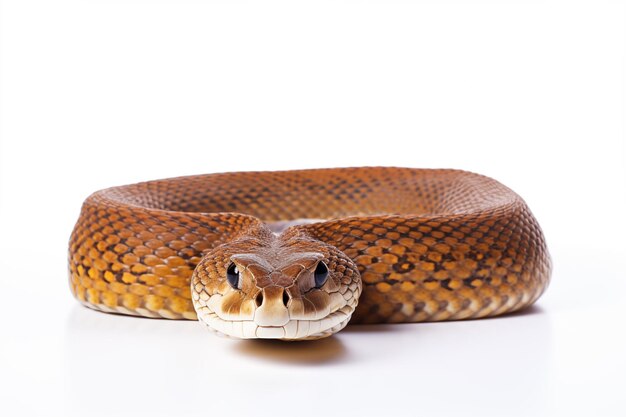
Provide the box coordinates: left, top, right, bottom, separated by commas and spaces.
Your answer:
69, 167, 551, 340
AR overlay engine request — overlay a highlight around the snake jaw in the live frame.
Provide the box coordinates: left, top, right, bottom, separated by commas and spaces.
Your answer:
193, 275, 361, 340
194, 299, 357, 340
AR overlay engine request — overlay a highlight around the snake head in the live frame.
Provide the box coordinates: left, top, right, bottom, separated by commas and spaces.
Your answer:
191, 227, 361, 340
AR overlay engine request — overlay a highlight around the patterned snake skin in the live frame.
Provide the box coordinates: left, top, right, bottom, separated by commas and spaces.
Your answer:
69, 167, 551, 340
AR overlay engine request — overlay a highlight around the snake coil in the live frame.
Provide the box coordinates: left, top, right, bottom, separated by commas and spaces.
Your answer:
69, 167, 551, 340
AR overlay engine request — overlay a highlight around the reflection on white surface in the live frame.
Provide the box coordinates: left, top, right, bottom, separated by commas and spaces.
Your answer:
62, 304, 554, 417
234, 337, 349, 364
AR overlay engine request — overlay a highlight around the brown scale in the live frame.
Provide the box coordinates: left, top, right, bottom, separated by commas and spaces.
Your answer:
68, 167, 551, 326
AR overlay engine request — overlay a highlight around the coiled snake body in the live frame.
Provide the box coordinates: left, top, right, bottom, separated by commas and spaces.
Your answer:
69, 167, 551, 340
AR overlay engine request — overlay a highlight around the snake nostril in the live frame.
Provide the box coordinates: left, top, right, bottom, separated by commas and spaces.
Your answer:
282, 290, 290, 307
255, 291, 263, 307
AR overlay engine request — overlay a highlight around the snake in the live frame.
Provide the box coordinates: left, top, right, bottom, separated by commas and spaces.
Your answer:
68, 167, 551, 340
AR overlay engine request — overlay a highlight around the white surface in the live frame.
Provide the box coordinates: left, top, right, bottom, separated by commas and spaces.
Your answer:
1, 0, 625, 416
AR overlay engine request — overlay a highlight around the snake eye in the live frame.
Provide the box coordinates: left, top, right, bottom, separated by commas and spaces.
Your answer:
226, 263, 241, 289
314, 261, 329, 288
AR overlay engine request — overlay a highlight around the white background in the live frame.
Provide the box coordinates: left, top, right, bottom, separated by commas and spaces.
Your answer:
1, 0, 625, 416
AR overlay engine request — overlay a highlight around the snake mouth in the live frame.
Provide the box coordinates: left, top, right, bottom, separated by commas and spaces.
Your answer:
195, 305, 354, 340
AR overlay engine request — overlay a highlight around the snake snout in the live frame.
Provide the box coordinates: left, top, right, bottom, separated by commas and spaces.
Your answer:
254, 288, 290, 307
253, 286, 290, 327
